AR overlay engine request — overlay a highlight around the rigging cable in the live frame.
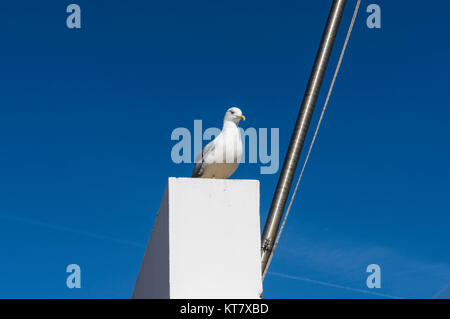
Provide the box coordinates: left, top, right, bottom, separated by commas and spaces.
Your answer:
262, 0, 362, 281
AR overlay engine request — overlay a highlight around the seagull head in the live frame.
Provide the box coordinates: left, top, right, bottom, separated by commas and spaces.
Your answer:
224, 107, 245, 125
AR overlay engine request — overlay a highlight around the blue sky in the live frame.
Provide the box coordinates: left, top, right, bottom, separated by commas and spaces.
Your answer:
1, 0, 449, 298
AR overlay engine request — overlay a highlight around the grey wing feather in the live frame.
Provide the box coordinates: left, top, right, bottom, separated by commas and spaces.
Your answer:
191, 141, 215, 177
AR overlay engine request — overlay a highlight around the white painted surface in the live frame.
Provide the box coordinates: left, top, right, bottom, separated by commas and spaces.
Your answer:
133, 177, 262, 299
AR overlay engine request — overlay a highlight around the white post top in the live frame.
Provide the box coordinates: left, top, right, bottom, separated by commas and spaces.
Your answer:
133, 177, 262, 299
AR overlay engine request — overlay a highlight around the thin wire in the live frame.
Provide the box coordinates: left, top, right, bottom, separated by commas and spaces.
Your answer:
262, 0, 361, 281
432, 283, 450, 299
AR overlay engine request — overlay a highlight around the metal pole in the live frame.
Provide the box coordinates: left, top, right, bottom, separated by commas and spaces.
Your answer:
261, 0, 347, 275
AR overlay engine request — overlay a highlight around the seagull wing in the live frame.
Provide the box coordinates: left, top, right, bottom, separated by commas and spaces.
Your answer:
191, 139, 216, 177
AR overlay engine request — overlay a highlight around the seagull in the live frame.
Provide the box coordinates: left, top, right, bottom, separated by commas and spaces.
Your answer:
192, 107, 245, 179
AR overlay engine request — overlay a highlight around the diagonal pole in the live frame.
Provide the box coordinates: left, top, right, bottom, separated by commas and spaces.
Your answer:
261, 0, 347, 276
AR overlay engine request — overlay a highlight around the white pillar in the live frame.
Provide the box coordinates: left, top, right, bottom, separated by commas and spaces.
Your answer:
133, 177, 262, 299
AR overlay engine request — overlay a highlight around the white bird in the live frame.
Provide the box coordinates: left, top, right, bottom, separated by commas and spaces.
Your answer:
192, 107, 245, 179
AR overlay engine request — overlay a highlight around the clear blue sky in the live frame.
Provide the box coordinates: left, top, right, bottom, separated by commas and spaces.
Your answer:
1, 0, 449, 298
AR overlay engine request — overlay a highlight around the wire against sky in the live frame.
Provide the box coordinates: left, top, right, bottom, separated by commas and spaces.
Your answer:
263, 0, 362, 280
0, 213, 146, 249
268, 271, 405, 299
433, 283, 450, 299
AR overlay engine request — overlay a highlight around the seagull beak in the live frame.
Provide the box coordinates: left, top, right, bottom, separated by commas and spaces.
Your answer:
238, 115, 246, 121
